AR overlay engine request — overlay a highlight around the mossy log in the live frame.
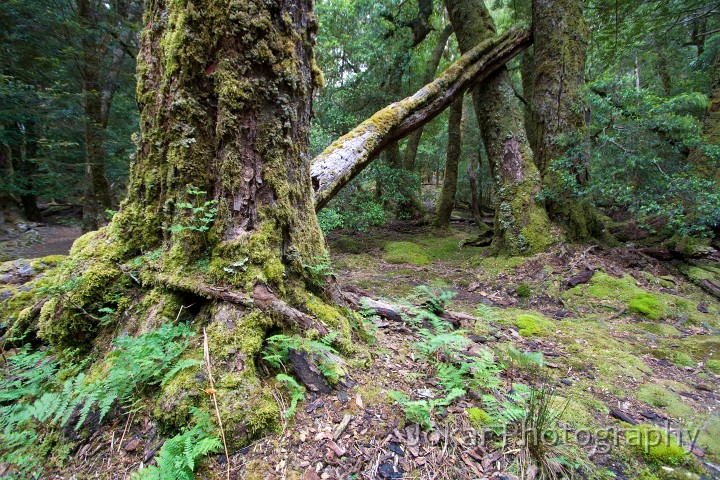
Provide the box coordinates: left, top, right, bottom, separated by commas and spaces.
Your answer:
310, 26, 531, 211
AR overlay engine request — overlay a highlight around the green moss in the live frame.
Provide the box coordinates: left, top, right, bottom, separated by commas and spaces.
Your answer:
467, 407, 490, 428
331, 236, 363, 254
515, 284, 531, 298
633, 323, 680, 336
383, 241, 430, 266
674, 352, 694, 367
625, 424, 687, 466
514, 313, 554, 337
637, 384, 694, 419
629, 294, 665, 320
706, 359, 720, 374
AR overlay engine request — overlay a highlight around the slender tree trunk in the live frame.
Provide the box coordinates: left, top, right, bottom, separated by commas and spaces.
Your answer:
403, 24, 453, 171
433, 97, 463, 229
79, 0, 112, 231
467, 152, 483, 226
444, 0, 551, 254
8, 123, 43, 222
654, 36, 671, 96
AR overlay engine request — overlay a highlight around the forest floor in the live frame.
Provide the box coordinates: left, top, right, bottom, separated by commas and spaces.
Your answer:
2, 218, 720, 479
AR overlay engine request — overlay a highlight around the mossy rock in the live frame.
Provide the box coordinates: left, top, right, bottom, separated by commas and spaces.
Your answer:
514, 313, 554, 337
625, 424, 687, 465
383, 241, 430, 266
637, 384, 694, 419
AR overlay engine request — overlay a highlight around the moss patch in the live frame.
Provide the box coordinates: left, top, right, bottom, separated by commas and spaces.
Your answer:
625, 424, 687, 466
383, 242, 430, 266
629, 294, 665, 320
637, 384, 694, 419
514, 313, 554, 337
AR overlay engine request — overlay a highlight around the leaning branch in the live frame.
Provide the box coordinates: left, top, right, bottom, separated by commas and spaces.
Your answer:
311, 26, 531, 210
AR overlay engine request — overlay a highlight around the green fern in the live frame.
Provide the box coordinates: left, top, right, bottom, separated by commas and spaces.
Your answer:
276, 373, 306, 419
131, 408, 222, 480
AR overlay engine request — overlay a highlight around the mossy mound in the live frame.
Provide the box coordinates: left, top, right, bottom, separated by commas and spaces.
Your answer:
625, 424, 687, 466
514, 313, 554, 337
637, 384, 694, 419
629, 293, 665, 320
706, 359, 720, 374
383, 241, 431, 266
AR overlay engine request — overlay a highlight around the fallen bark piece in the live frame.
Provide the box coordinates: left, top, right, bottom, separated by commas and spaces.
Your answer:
609, 409, 638, 425
311, 27, 531, 209
288, 349, 332, 394
565, 268, 594, 287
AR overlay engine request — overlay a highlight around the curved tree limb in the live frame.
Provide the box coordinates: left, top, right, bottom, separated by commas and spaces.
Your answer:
311, 26, 531, 211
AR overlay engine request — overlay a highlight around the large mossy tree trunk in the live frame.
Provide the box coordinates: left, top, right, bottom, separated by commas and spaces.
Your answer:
688, 53, 720, 183
35, 0, 350, 450
433, 96, 464, 229
444, 0, 552, 255
529, 0, 606, 242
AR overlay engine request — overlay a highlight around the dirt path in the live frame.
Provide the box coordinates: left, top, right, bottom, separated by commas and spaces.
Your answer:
0, 225, 82, 260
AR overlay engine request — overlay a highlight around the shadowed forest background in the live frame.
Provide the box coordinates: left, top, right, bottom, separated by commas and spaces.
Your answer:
1, 0, 720, 479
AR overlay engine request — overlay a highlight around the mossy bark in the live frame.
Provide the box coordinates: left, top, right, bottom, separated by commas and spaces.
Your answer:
688, 54, 720, 183
311, 27, 531, 210
529, 0, 608, 242
444, 0, 552, 255
433, 97, 463, 229
34, 0, 353, 451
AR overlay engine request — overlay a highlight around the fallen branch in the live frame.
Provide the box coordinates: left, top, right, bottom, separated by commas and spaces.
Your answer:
311, 26, 531, 210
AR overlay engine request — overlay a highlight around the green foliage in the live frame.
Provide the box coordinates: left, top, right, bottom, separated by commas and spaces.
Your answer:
551, 80, 720, 237
262, 333, 342, 384
0, 324, 198, 476
275, 374, 306, 419
515, 284, 532, 299
168, 187, 218, 234
302, 254, 334, 287
131, 408, 222, 480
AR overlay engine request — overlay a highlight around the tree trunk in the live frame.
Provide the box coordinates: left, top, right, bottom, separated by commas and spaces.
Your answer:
8, 123, 43, 222
687, 53, 720, 182
42, 0, 346, 450
433, 97, 463, 229
311, 26, 531, 211
78, 0, 112, 232
444, 0, 552, 254
467, 152, 483, 227
403, 24, 453, 171
529, 0, 607, 242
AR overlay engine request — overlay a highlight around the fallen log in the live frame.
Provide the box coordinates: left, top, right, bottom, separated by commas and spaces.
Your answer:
311, 27, 532, 210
